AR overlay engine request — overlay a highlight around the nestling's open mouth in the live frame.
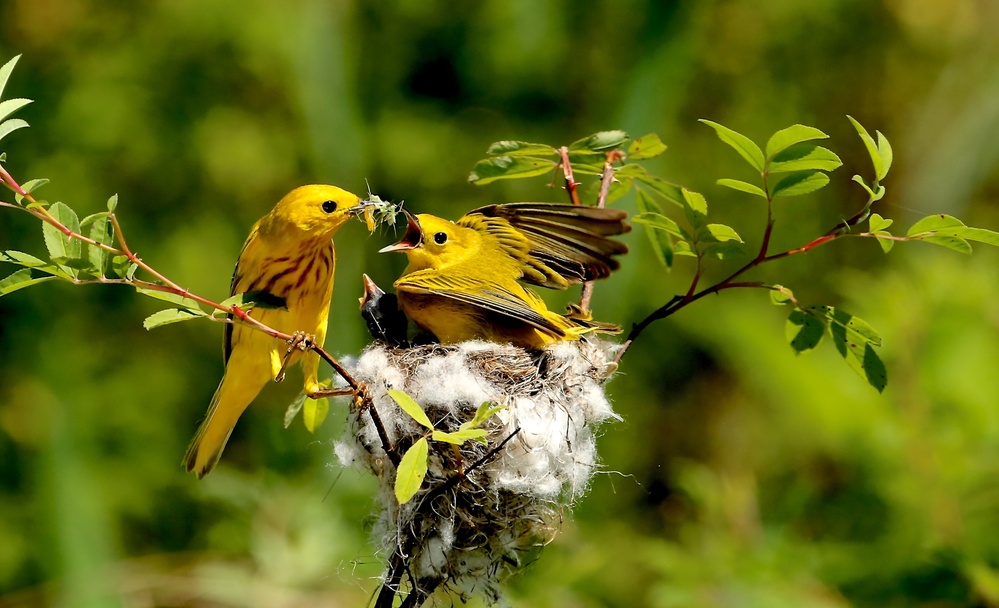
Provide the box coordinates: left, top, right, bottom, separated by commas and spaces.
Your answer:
378, 211, 423, 252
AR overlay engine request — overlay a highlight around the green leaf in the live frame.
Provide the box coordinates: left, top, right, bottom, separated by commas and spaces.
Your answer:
284, 393, 306, 428
79, 211, 110, 227
702, 242, 745, 259
876, 131, 893, 180
111, 255, 137, 280
633, 172, 685, 206
106, 194, 119, 213
88, 218, 112, 276
468, 156, 557, 185
770, 285, 793, 305
627, 133, 667, 160
303, 397, 329, 433
772, 171, 830, 198
922, 235, 972, 254
635, 190, 674, 268
461, 401, 506, 431
13, 178, 49, 205
717, 178, 767, 199
874, 233, 895, 253
852, 174, 875, 198
699, 223, 743, 243
786, 309, 825, 353
432, 428, 488, 445
847, 115, 883, 181
767, 145, 843, 174
569, 161, 605, 176
0, 55, 22, 100
765, 124, 829, 159
0, 118, 28, 143
569, 130, 629, 152
869, 213, 892, 232
1, 250, 74, 279
681, 188, 707, 229
809, 305, 882, 347
0, 268, 55, 297
143, 308, 207, 330
673, 241, 696, 257
815, 306, 887, 392
905, 214, 979, 254
486, 140, 558, 157
395, 437, 429, 504
136, 288, 205, 312
700, 119, 765, 173
0, 98, 31, 124
41, 202, 82, 276
388, 389, 433, 430
906, 214, 965, 235
632, 212, 685, 239
219, 290, 287, 311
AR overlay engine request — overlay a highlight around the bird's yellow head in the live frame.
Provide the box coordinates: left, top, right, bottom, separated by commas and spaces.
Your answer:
378, 211, 478, 271
263, 184, 367, 238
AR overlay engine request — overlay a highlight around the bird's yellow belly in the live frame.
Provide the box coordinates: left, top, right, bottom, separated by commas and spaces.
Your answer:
235, 248, 336, 379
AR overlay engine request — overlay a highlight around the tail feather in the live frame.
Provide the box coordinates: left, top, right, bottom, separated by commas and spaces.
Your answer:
183, 366, 267, 479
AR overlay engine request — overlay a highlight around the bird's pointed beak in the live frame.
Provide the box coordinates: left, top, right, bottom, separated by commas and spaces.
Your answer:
345, 197, 376, 216
358, 273, 386, 308
378, 211, 422, 253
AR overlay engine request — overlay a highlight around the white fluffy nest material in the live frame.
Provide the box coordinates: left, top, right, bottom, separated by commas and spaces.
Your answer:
334, 338, 621, 601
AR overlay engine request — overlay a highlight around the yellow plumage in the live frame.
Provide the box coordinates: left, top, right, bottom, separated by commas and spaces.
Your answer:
380, 203, 630, 349
184, 184, 366, 478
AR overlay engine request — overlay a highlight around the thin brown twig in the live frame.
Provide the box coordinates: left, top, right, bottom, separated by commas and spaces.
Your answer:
578, 159, 617, 313
558, 146, 581, 207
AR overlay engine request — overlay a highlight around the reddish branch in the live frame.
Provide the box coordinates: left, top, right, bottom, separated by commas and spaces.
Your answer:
614, 176, 884, 364
558, 146, 581, 206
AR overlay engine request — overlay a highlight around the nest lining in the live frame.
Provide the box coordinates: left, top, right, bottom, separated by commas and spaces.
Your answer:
334, 339, 620, 601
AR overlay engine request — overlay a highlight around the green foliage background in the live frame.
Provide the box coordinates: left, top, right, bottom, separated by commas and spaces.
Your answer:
2, 1, 999, 606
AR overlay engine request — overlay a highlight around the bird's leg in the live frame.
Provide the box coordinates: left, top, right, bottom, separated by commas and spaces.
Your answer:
275, 330, 315, 383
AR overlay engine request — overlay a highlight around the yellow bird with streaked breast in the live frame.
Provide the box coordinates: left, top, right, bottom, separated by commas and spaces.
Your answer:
380, 203, 630, 349
184, 184, 369, 478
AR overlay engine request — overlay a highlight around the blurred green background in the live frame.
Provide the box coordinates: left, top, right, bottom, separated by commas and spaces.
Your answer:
2, 1, 999, 606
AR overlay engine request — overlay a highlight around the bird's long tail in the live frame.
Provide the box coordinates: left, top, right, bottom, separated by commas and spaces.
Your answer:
183, 364, 267, 479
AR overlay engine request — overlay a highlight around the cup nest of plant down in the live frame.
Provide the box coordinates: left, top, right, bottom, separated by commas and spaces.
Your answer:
334, 337, 621, 602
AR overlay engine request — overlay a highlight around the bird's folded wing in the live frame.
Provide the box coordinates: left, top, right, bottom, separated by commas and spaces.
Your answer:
394, 271, 566, 336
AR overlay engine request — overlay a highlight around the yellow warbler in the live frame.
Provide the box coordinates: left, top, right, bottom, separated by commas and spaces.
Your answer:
379, 203, 629, 348
184, 184, 368, 478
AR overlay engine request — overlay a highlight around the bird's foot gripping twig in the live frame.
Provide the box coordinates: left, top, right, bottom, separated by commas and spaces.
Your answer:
275, 330, 315, 383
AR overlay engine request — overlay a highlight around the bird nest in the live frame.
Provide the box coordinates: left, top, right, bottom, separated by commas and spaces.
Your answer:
334, 338, 621, 602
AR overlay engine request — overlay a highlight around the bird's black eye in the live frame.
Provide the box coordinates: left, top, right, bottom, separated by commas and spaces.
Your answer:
433, 231, 448, 245
322, 200, 338, 213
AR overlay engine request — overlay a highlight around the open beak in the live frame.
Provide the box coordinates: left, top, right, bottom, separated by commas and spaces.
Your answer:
358, 273, 386, 308
378, 211, 423, 253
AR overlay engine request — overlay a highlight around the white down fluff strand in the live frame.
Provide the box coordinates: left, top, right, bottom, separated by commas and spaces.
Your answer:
333, 338, 621, 602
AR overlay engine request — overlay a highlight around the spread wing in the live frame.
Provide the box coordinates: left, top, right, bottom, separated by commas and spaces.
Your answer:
460, 203, 630, 288
395, 269, 567, 337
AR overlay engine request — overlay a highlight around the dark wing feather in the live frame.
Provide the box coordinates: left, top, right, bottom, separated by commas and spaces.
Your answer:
462, 203, 630, 288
